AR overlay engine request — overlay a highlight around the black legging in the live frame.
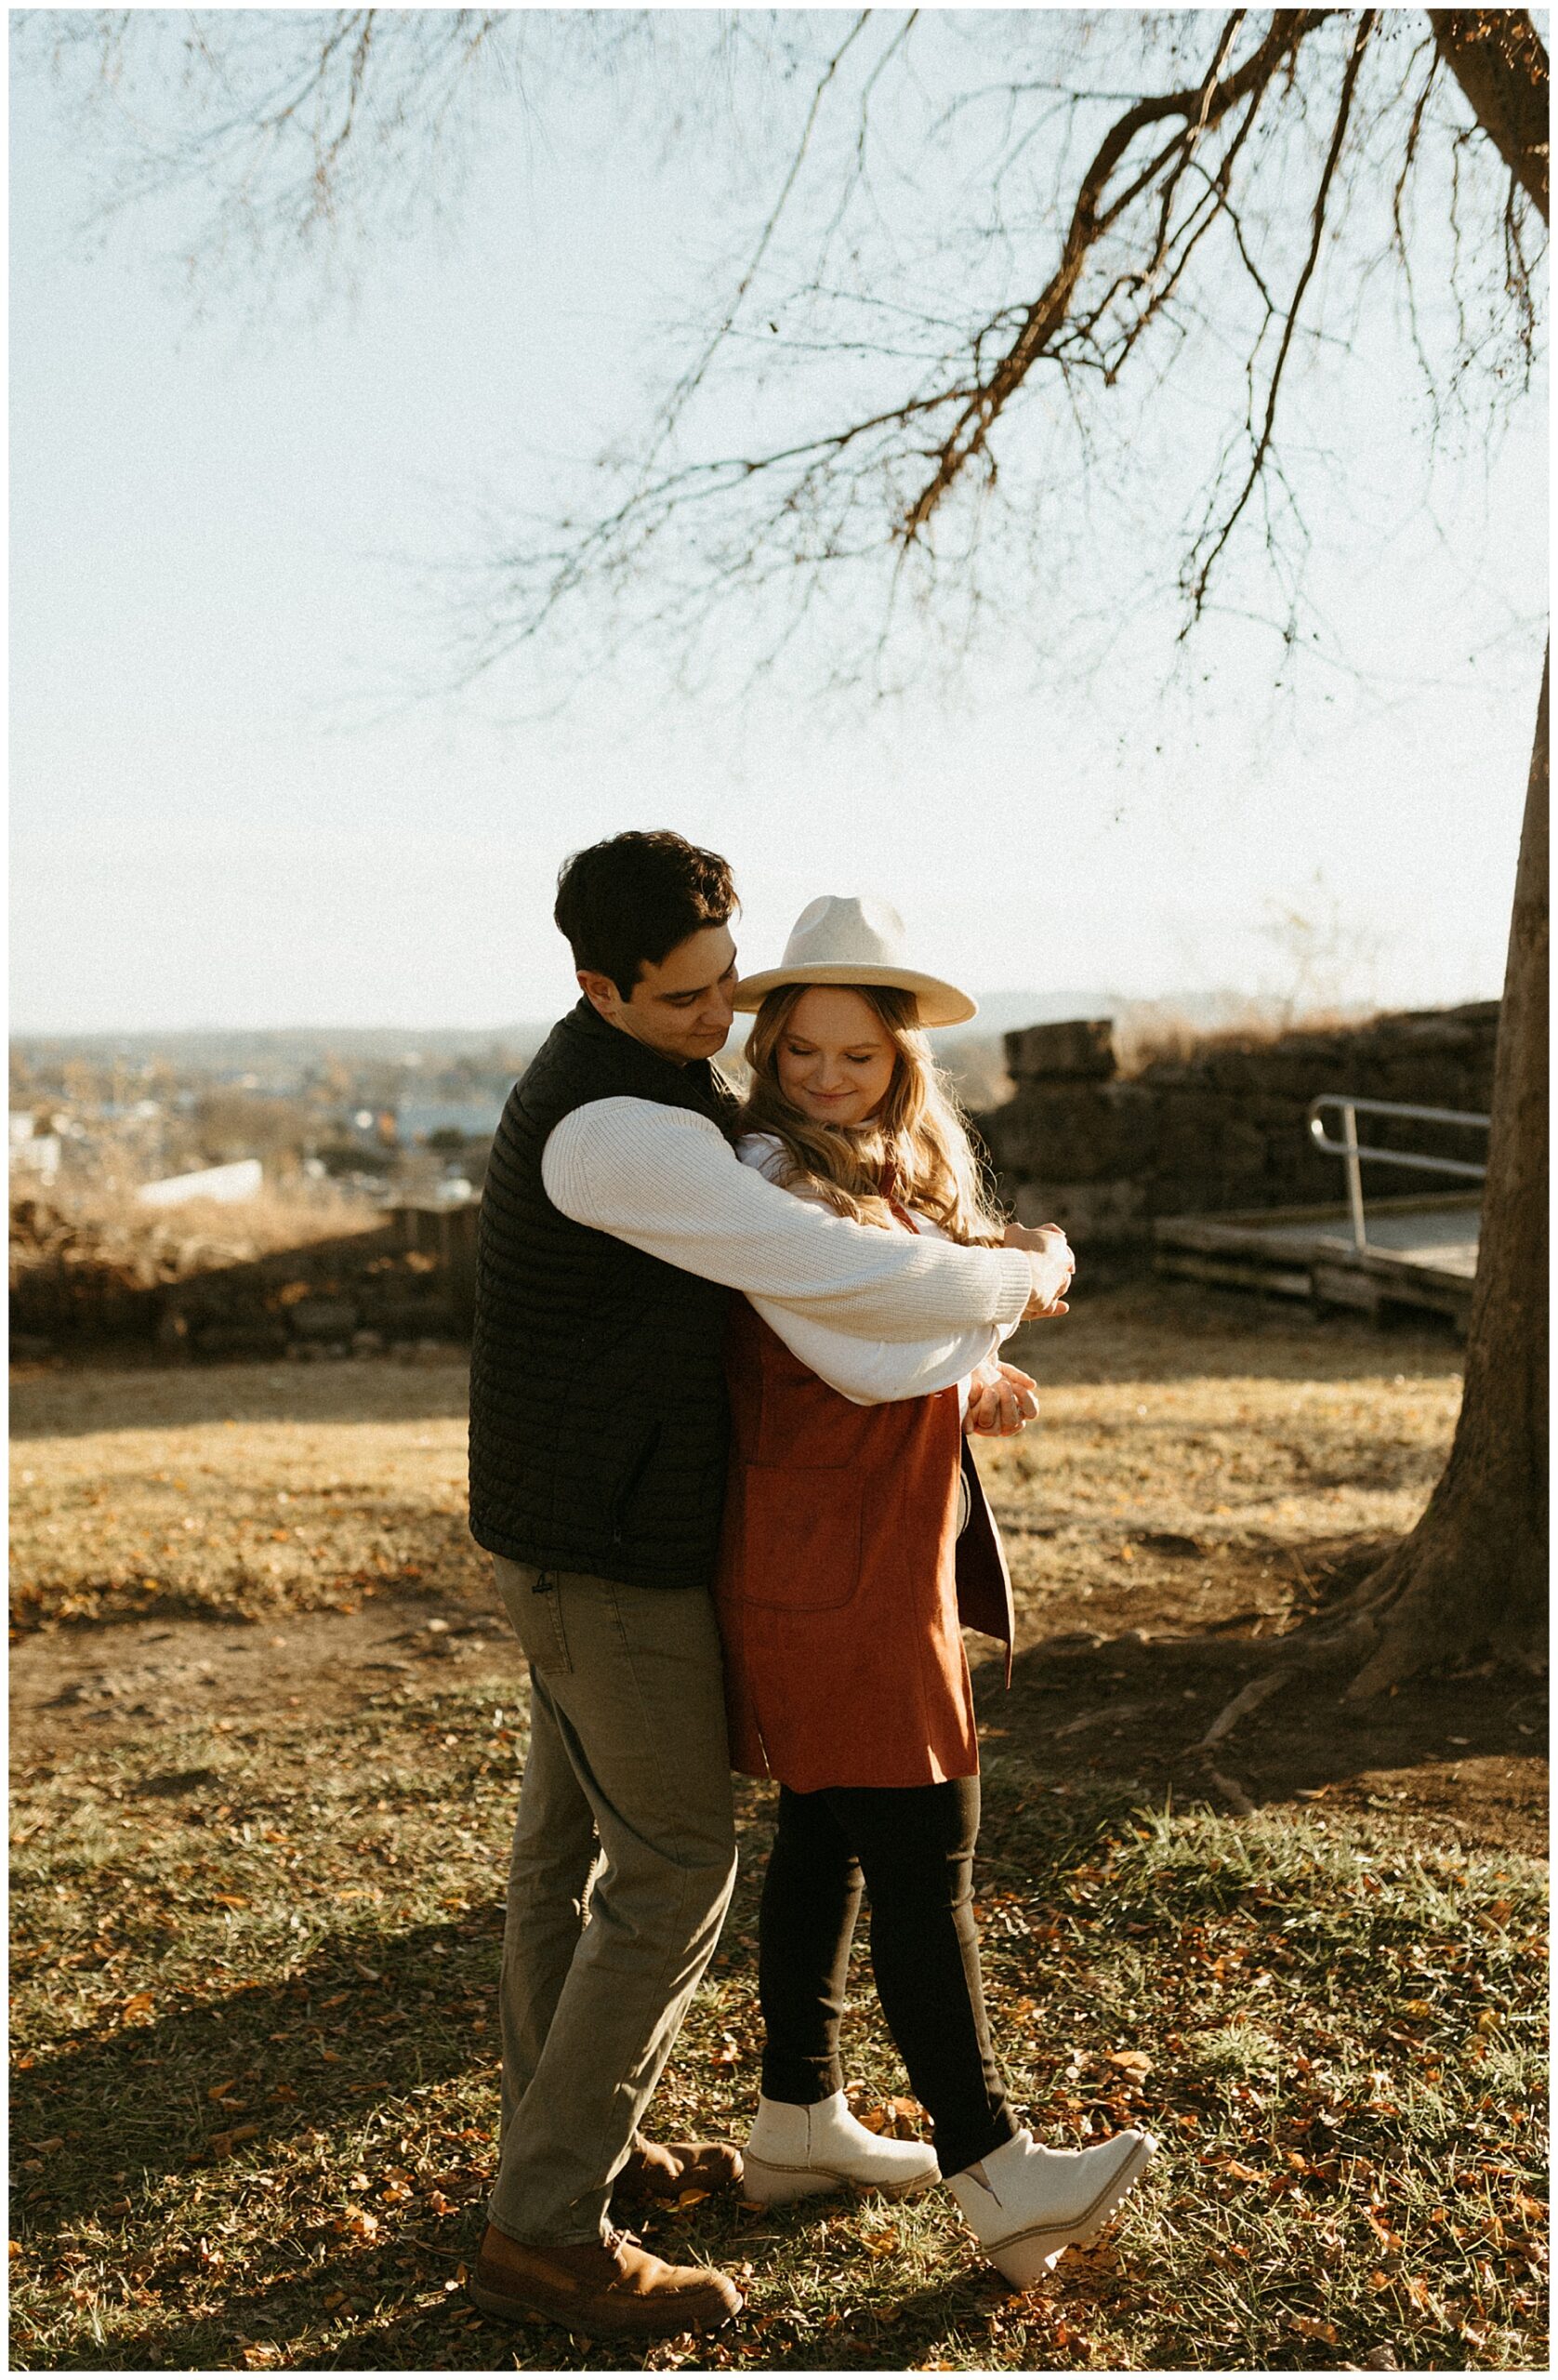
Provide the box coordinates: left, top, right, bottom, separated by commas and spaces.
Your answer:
758, 1776, 1018, 2178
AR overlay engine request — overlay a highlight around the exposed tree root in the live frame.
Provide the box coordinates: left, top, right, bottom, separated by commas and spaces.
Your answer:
1192, 1534, 1548, 1749
1201, 1763, 1257, 1817
1189, 1666, 1293, 1752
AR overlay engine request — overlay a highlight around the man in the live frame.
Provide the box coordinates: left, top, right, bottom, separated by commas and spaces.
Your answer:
467, 832, 1072, 2339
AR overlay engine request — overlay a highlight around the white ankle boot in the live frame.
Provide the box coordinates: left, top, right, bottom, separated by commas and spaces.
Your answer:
742, 2092, 940, 2205
944, 2126, 1156, 2286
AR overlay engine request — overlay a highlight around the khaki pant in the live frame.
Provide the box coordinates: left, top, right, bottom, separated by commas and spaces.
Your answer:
487, 1557, 738, 2245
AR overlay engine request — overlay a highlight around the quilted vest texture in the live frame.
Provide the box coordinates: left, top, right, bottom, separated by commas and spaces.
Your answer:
468, 998, 739, 1589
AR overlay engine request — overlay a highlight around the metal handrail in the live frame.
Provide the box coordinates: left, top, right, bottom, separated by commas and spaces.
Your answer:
1306, 1094, 1490, 1254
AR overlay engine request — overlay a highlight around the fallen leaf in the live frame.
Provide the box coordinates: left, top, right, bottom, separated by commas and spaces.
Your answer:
1107, 2050, 1152, 2077
208, 2125, 259, 2158
121, 1992, 154, 2023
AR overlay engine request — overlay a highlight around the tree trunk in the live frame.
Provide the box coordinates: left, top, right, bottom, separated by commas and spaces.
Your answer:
1429, 12, 1550, 221
1333, 651, 1549, 1697
1314, 14, 1551, 1698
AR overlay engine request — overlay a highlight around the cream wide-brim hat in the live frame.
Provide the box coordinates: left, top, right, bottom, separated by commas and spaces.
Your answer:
732, 894, 978, 1029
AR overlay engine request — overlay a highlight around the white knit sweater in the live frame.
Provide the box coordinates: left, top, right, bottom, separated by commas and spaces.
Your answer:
732, 1132, 1015, 1406
540, 1097, 1036, 1344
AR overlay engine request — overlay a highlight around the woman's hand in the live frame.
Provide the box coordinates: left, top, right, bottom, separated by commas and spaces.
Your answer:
964, 1360, 1040, 1436
1005, 1220, 1075, 1317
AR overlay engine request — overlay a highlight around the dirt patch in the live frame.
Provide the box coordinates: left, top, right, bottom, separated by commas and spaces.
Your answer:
8, 1590, 522, 1762
13, 1592, 1542, 1857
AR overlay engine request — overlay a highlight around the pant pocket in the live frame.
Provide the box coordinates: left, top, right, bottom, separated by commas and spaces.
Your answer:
493, 1556, 573, 1673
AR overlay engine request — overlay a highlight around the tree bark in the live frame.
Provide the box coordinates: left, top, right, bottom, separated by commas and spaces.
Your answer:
1429, 11, 1550, 222
1335, 650, 1549, 1697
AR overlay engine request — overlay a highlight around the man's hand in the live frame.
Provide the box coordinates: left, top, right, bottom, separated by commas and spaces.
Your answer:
964, 1359, 1040, 1436
1005, 1220, 1075, 1318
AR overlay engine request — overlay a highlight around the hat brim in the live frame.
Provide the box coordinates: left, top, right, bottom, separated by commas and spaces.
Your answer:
732, 963, 977, 1030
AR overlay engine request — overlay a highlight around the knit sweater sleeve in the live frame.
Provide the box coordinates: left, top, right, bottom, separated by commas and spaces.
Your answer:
541, 1098, 1035, 1341
730, 1133, 999, 1402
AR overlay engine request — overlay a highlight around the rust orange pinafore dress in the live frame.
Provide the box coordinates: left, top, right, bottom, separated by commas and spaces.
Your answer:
713, 1220, 1014, 1793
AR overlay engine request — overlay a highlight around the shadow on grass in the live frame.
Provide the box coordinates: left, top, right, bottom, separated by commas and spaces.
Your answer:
39, 2206, 1006, 2376
99, 2212, 1004, 2376
13, 1909, 506, 2240
8, 1352, 470, 1444
13, 1732, 1548, 2371
12, 1763, 1149, 2250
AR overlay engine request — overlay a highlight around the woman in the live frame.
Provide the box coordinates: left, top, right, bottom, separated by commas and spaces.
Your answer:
714, 896, 1155, 2289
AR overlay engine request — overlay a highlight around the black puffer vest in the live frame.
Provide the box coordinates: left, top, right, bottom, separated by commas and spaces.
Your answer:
468, 1000, 740, 1590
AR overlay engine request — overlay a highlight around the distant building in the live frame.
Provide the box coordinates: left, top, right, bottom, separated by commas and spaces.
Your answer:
137, 1158, 264, 1209
9, 1113, 60, 1187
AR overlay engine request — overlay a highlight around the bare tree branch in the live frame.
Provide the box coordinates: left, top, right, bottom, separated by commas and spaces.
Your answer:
19, 8, 1543, 705
898, 10, 1332, 542
640, 9, 875, 469
1182, 11, 1378, 616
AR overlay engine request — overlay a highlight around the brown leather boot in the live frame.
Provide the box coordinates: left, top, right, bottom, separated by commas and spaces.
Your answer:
469, 2221, 743, 2338
612, 2132, 745, 2210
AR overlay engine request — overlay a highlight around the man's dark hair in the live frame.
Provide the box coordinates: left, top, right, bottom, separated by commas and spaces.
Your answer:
554, 831, 737, 998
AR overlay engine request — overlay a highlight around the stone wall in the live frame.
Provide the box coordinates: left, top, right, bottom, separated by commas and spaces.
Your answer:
10, 1202, 478, 1359
974, 1002, 1498, 1257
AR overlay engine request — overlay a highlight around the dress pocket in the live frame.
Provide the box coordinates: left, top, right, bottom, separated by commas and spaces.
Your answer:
735, 1461, 864, 1612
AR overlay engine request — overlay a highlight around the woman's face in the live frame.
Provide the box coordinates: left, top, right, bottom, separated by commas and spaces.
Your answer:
774, 987, 898, 1128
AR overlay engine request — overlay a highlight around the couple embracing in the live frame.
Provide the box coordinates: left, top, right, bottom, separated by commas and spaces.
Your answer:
466, 830, 1155, 2339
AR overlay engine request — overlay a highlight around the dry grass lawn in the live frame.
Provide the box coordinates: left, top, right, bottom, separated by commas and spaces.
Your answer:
9, 1281, 1548, 2372
11, 1279, 1461, 1641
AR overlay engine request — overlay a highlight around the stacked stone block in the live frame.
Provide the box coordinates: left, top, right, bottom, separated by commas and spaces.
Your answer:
974, 1002, 1499, 1255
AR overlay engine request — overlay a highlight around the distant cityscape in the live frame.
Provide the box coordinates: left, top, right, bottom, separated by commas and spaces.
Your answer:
9, 989, 1296, 1210
8, 1029, 544, 1208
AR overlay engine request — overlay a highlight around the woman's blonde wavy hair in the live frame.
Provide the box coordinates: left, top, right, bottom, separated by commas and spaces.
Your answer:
741, 984, 1007, 1244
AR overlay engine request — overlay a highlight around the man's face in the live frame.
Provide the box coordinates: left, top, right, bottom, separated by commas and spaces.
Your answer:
578, 922, 739, 1065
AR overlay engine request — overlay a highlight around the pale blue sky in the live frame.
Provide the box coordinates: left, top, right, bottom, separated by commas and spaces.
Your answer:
9, 12, 1547, 1034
